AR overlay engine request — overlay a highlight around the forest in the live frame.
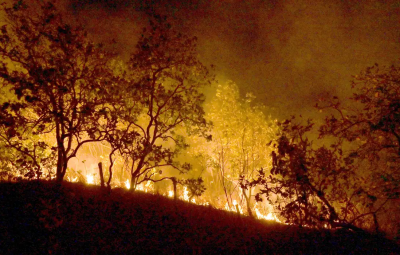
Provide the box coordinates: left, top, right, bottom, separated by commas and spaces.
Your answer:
0, 0, 399, 253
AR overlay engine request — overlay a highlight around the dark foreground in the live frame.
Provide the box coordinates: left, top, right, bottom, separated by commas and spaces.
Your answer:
0, 181, 399, 254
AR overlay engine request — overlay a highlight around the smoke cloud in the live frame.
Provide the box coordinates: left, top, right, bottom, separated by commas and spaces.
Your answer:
67, 0, 400, 119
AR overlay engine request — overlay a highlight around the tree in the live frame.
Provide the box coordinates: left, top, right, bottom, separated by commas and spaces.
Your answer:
243, 119, 362, 229
244, 63, 400, 238
0, 0, 118, 182
108, 15, 214, 190
195, 81, 278, 216
318, 63, 400, 202
182, 177, 206, 201
317, 63, 400, 236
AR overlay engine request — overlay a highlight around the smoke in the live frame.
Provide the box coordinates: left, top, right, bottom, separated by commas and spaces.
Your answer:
65, 0, 400, 119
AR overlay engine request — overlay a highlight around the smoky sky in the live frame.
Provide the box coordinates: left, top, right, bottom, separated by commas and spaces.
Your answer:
67, 0, 400, 119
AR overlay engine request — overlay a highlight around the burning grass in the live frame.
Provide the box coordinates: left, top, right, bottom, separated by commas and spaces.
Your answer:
0, 181, 399, 254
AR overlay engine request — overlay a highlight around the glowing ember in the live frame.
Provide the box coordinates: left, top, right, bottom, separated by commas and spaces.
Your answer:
124, 179, 130, 189
86, 174, 94, 184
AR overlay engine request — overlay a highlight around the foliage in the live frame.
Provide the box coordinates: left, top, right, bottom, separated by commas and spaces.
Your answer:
242, 119, 362, 229
196, 81, 278, 214
108, 15, 214, 190
0, 0, 118, 182
317, 63, 400, 236
183, 177, 206, 200
243, 63, 400, 237
318, 63, 400, 201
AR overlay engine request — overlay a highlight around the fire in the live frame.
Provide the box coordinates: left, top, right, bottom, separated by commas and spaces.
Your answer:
183, 186, 196, 203
183, 186, 189, 201
67, 173, 283, 225
124, 179, 130, 189
86, 174, 94, 184
136, 181, 152, 192
255, 207, 280, 222
225, 200, 244, 214
67, 176, 78, 182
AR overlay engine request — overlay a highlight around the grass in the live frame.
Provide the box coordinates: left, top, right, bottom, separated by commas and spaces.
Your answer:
0, 180, 399, 254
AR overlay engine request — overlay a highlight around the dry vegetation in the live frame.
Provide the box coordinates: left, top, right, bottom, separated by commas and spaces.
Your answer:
0, 181, 399, 254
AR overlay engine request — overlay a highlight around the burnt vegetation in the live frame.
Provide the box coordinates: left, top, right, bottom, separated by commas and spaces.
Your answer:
0, 0, 400, 253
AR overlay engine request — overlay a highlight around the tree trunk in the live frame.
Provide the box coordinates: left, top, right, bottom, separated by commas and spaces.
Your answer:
107, 150, 116, 188
55, 147, 68, 183
373, 213, 380, 234
242, 188, 254, 218
235, 203, 241, 214
130, 173, 137, 191
56, 150, 63, 183
171, 177, 178, 200
98, 162, 105, 188
56, 161, 67, 183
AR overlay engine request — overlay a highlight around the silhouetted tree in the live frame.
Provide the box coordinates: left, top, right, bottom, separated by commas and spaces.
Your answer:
106, 16, 214, 190
243, 63, 400, 237
0, 0, 118, 182
183, 177, 206, 201
317, 63, 400, 236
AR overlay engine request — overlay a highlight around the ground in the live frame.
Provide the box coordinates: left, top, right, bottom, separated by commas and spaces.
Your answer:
0, 180, 398, 254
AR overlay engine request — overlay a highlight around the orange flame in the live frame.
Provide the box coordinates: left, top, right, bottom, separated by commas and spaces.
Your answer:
124, 179, 130, 189
86, 174, 94, 184
255, 207, 280, 222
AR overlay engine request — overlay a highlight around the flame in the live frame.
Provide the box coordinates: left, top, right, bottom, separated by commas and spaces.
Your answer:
86, 174, 94, 184
255, 207, 280, 222
68, 170, 283, 225
225, 200, 244, 214
183, 186, 189, 201
183, 186, 196, 203
253, 203, 282, 223
67, 176, 78, 182
136, 181, 152, 192
124, 179, 130, 189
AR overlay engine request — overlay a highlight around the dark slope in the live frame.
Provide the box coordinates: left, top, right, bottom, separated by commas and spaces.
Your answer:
0, 181, 398, 254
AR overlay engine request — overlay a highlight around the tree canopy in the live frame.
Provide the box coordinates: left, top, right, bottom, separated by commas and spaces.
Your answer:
243, 63, 400, 238
0, 0, 118, 182
104, 15, 214, 190
0, 1, 214, 187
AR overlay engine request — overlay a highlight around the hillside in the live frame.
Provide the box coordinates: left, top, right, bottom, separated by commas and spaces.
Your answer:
0, 181, 398, 254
